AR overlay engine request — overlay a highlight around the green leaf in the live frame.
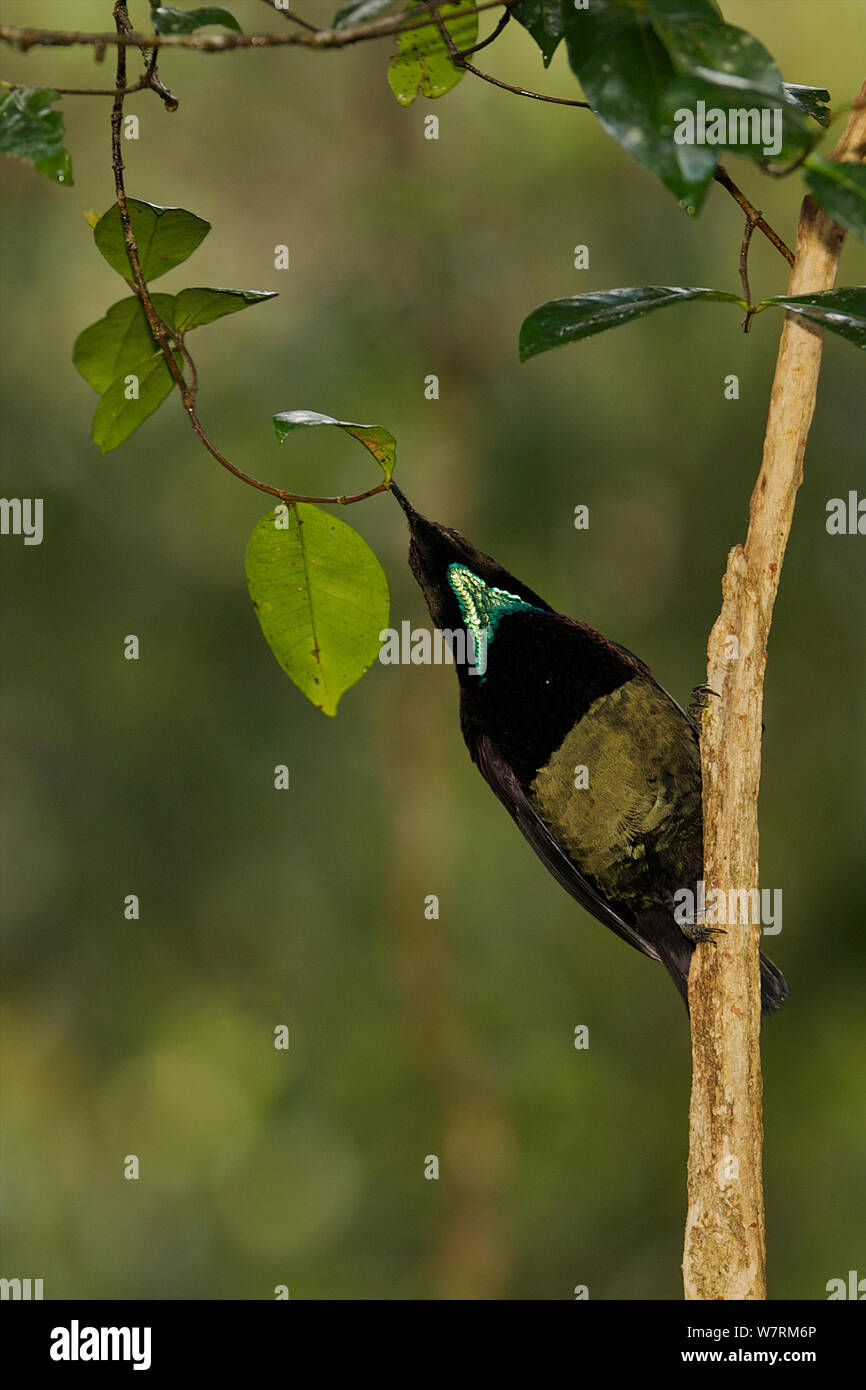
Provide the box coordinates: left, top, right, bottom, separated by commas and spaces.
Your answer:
273, 411, 396, 483
519, 286, 746, 361
0, 86, 72, 185
334, 0, 397, 28
246, 503, 390, 716
94, 199, 210, 282
565, 0, 815, 213
645, 2, 816, 166
173, 287, 278, 332
645, 0, 773, 87
387, 1, 478, 107
73, 294, 176, 394
783, 83, 831, 127
91, 353, 182, 454
804, 157, 866, 243
150, 5, 242, 34
641, 0, 722, 22
563, 1, 718, 216
511, 0, 565, 69
759, 289, 866, 352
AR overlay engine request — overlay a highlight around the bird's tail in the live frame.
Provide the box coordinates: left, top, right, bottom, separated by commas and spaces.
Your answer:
654, 924, 789, 1016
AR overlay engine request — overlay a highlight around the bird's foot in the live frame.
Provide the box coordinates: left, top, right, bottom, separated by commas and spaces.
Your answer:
680, 923, 727, 944
688, 684, 720, 723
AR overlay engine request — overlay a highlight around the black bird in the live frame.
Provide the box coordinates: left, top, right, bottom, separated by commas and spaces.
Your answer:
391, 482, 788, 1015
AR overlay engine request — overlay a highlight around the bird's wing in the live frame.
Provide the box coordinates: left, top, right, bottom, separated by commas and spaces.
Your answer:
474, 732, 661, 962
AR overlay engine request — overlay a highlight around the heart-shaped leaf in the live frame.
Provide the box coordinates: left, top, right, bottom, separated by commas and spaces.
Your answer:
73, 294, 176, 393
94, 199, 210, 282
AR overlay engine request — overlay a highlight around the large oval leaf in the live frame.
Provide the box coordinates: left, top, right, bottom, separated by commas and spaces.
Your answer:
246, 503, 390, 716
563, 1, 718, 215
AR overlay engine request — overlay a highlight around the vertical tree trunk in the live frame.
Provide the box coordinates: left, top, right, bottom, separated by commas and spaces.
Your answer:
683, 82, 866, 1301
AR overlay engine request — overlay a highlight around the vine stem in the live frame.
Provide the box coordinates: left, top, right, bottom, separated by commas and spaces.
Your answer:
108, 2, 388, 509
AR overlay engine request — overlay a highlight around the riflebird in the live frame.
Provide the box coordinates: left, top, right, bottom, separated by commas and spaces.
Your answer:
391, 482, 788, 1015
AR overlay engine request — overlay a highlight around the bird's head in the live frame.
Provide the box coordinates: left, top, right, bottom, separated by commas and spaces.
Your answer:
390, 484, 550, 663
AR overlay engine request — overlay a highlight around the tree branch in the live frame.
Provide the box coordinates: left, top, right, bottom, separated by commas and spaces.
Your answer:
684, 79, 866, 1303
0, 5, 510, 53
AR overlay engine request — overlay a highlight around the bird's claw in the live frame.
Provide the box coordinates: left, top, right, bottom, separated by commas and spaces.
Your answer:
688, 684, 720, 723
680, 924, 727, 944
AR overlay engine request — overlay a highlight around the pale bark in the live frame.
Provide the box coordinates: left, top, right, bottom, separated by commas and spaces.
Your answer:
684, 82, 866, 1301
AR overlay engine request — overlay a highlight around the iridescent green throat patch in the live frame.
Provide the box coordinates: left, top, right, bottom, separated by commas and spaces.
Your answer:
447, 563, 541, 673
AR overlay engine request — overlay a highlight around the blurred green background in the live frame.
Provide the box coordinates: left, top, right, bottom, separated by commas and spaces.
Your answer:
1, 0, 864, 1300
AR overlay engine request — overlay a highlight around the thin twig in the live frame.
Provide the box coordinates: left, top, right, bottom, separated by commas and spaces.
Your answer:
432, 5, 590, 109
1, 56, 177, 106
461, 60, 590, 107
738, 214, 759, 332
759, 147, 811, 179
714, 164, 795, 267
141, 44, 178, 111
258, 0, 321, 32
457, 7, 510, 57
108, 2, 386, 509
1, 76, 148, 96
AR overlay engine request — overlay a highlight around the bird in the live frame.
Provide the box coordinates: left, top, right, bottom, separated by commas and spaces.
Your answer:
390, 481, 788, 1016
